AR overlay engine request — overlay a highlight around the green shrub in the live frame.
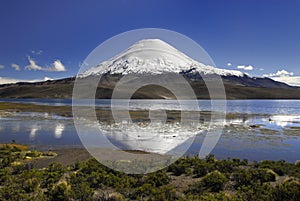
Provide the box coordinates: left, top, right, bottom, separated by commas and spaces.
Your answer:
187, 171, 228, 194
47, 182, 71, 201
271, 180, 300, 201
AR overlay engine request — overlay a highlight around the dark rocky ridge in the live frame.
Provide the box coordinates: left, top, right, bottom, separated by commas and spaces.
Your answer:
0, 74, 299, 99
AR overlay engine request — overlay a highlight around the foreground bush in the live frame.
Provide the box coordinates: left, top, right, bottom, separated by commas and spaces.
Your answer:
0, 152, 299, 201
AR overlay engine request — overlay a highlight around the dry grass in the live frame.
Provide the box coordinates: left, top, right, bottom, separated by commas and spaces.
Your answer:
0, 143, 29, 151
0, 102, 72, 116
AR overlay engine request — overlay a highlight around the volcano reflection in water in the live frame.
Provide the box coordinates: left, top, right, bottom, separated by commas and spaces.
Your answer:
97, 119, 206, 155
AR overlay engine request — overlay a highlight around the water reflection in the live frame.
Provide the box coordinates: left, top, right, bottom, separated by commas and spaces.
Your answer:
44, 112, 49, 118
1, 102, 300, 162
29, 124, 40, 140
268, 115, 300, 127
98, 121, 205, 154
227, 118, 249, 125
12, 122, 20, 133
223, 114, 300, 131
54, 123, 65, 138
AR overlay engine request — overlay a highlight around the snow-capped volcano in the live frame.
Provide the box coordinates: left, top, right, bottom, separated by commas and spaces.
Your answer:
0, 37, 297, 99
80, 39, 245, 77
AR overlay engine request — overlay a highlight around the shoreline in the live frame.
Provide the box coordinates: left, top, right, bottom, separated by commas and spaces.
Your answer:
26, 146, 300, 169
1, 101, 300, 166
28, 147, 92, 169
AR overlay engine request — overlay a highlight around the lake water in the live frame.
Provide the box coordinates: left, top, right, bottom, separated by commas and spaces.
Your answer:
0, 99, 299, 162
1, 98, 300, 114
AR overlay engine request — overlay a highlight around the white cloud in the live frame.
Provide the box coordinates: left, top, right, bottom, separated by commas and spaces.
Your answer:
264, 69, 294, 77
25, 57, 66, 72
51, 60, 66, 72
263, 70, 300, 86
0, 76, 53, 85
0, 65, 5, 69
272, 76, 300, 86
237, 65, 254, 71
11, 63, 20, 71
227, 63, 232, 66
44, 77, 52, 81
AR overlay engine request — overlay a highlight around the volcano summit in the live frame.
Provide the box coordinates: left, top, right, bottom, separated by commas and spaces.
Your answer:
80, 39, 245, 77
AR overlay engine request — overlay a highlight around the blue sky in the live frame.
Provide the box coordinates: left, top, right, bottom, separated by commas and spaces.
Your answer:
1, 0, 300, 85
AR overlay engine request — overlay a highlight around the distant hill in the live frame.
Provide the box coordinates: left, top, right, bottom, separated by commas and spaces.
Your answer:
0, 74, 299, 99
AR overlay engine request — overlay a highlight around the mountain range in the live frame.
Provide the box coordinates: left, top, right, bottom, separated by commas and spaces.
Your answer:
0, 39, 299, 99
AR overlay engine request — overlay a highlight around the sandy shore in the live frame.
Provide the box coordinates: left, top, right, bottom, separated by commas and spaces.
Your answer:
28, 148, 92, 169
28, 147, 173, 172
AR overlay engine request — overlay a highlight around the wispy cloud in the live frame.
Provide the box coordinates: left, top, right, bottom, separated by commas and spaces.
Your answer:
227, 63, 232, 66
25, 57, 43, 70
25, 57, 66, 72
236, 65, 254, 71
0, 76, 53, 85
0, 65, 5, 69
11, 63, 20, 71
31, 50, 43, 55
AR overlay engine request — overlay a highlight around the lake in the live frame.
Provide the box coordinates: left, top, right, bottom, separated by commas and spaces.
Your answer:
1, 98, 300, 114
0, 99, 299, 162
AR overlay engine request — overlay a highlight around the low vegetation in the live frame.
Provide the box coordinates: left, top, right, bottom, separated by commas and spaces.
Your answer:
0, 102, 72, 117
0, 145, 299, 200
